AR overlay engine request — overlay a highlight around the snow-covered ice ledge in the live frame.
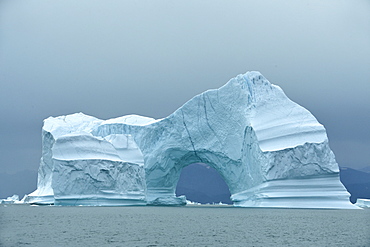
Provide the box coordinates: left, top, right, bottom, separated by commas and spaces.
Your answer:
24, 71, 359, 209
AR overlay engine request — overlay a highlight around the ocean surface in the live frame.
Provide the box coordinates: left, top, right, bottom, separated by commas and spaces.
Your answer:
0, 205, 369, 247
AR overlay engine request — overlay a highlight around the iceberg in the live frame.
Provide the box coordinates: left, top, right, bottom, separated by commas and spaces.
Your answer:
26, 71, 358, 208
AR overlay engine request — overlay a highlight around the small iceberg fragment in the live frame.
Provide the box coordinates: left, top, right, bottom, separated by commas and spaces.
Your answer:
0, 195, 20, 204
355, 198, 370, 208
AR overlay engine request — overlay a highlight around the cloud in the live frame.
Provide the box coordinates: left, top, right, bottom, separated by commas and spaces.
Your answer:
0, 0, 369, 172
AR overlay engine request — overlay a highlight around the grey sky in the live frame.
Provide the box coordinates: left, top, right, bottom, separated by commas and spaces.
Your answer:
1, 0, 369, 174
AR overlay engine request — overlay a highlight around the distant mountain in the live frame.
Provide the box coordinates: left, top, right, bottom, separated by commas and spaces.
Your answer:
176, 163, 232, 204
340, 167, 370, 203
358, 166, 370, 173
0, 170, 37, 199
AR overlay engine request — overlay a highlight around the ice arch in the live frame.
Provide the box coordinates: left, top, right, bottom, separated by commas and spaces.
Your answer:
27, 71, 358, 208
138, 126, 263, 203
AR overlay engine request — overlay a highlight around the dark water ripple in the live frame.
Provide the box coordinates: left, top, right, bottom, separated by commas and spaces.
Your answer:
0, 205, 369, 247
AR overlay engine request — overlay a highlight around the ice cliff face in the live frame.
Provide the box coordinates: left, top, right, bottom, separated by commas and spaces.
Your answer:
25, 114, 147, 206
26, 71, 358, 208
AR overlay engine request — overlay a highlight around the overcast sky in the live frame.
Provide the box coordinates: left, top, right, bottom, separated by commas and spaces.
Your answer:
1, 0, 369, 174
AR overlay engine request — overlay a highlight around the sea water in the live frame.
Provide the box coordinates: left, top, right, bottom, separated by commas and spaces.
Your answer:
0, 205, 369, 247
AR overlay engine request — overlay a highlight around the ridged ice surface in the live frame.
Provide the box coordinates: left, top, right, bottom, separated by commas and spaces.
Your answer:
231, 175, 355, 209
26, 71, 357, 208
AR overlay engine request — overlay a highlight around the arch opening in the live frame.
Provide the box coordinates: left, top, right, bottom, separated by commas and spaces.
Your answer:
175, 163, 232, 205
